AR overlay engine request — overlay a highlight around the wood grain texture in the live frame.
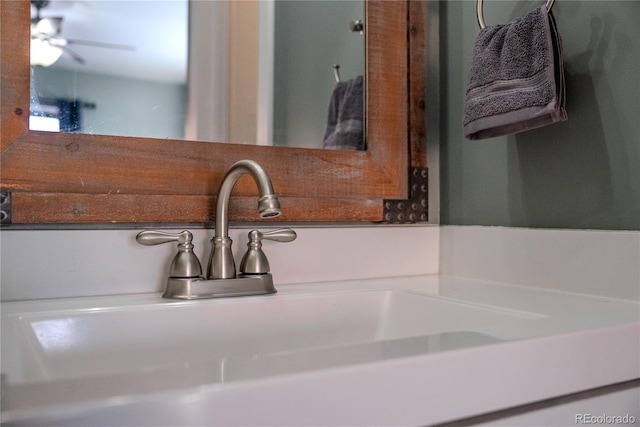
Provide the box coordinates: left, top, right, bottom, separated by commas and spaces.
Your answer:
409, 0, 428, 169
10, 193, 383, 224
0, 0, 30, 153
1, 0, 425, 224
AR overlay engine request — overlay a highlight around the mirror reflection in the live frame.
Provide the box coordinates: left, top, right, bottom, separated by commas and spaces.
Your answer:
29, 0, 365, 150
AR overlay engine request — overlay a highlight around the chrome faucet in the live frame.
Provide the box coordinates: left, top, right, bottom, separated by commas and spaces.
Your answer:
208, 159, 282, 280
136, 160, 296, 299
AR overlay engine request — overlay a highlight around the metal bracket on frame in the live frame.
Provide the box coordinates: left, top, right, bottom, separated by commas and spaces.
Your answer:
383, 167, 428, 223
1, 192, 11, 225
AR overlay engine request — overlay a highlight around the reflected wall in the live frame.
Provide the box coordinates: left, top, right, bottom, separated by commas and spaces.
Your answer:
29, 0, 365, 150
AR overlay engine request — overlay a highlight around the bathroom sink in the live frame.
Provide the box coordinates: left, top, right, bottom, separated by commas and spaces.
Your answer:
1, 286, 541, 413
2, 276, 637, 426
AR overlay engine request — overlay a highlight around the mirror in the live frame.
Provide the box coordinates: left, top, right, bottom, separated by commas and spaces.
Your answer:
1, 0, 425, 224
28, 0, 365, 150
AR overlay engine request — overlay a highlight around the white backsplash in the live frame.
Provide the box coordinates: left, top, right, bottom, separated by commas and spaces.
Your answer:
0, 225, 440, 301
440, 226, 640, 301
2, 224, 638, 302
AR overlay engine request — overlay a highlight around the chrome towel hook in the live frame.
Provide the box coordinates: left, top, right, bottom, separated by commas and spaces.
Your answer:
332, 64, 341, 83
477, 0, 555, 29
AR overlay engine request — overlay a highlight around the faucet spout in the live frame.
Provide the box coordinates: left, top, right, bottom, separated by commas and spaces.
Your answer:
208, 160, 281, 279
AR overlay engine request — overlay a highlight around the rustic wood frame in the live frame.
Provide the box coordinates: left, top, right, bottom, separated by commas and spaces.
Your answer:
1, 0, 426, 224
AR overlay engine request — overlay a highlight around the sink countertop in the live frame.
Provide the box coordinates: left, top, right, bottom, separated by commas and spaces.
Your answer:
1, 274, 639, 426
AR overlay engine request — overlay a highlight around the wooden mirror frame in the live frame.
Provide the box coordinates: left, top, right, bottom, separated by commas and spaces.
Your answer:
1, 0, 426, 224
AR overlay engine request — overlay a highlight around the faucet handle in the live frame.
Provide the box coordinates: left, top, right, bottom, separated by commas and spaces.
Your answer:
254, 229, 297, 243
136, 230, 193, 246
239, 229, 297, 275
136, 230, 202, 279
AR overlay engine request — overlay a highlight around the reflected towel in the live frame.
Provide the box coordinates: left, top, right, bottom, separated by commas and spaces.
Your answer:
323, 75, 365, 150
463, 5, 567, 140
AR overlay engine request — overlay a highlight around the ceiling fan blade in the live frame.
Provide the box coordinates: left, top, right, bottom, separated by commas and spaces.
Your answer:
59, 45, 86, 64
65, 39, 135, 51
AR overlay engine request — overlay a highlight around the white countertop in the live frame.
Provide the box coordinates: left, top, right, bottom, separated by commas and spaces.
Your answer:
2, 274, 639, 426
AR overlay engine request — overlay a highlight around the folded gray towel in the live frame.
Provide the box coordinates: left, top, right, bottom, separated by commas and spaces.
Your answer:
323, 75, 365, 150
464, 5, 567, 140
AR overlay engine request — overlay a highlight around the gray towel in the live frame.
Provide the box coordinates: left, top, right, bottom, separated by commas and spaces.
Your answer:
463, 5, 567, 140
323, 75, 365, 150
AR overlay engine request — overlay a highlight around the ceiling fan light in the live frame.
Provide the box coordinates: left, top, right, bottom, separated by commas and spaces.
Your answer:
31, 38, 63, 66
36, 17, 63, 37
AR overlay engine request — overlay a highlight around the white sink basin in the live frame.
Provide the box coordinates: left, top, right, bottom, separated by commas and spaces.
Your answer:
1, 285, 541, 415
2, 276, 638, 426
3, 289, 535, 378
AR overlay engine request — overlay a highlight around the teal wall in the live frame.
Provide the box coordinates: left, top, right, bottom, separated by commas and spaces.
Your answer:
32, 67, 186, 140
273, 1, 364, 149
440, 1, 639, 230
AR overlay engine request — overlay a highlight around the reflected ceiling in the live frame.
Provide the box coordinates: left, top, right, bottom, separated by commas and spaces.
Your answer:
31, 0, 187, 84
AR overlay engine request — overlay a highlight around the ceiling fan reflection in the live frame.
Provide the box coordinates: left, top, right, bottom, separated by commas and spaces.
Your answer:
31, 0, 134, 66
